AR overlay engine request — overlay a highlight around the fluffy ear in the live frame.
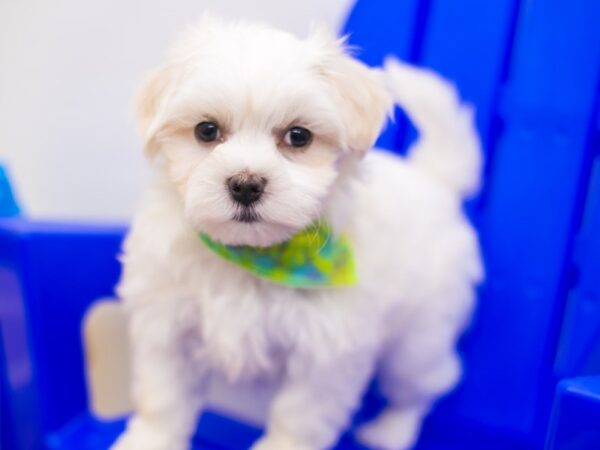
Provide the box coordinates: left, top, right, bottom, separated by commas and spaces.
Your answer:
134, 64, 176, 157
312, 31, 392, 156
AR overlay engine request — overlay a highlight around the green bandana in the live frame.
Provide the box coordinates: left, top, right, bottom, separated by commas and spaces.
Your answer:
199, 224, 357, 288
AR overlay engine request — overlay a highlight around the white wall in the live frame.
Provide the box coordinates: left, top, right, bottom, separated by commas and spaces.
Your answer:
0, 0, 354, 221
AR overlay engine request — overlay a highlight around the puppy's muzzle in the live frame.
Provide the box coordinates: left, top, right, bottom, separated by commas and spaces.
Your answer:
227, 173, 267, 207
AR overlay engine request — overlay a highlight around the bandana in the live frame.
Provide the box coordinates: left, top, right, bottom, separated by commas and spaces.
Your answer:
199, 224, 357, 288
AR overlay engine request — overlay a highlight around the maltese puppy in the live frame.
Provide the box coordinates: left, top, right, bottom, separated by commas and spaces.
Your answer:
112, 16, 483, 450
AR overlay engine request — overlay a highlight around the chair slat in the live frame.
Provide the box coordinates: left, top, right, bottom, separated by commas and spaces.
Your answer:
414, 0, 520, 151
555, 117, 600, 377
343, 0, 424, 150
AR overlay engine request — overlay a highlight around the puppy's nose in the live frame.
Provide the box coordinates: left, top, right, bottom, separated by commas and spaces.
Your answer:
227, 174, 266, 206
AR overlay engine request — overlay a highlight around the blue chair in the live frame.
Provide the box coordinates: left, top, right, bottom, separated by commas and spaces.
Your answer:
1, 0, 599, 448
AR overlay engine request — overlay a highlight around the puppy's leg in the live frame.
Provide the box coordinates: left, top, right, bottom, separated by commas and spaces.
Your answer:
252, 353, 375, 450
110, 304, 205, 450
356, 328, 461, 450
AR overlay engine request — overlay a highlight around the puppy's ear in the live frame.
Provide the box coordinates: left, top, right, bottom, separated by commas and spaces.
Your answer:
311, 30, 392, 157
134, 64, 176, 157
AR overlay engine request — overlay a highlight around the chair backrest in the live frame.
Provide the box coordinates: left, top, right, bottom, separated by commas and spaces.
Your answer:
343, 0, 600, 443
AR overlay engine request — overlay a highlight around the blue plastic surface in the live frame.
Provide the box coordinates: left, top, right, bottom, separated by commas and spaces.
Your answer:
2, 0, 600, 449
546, 377, 600, 449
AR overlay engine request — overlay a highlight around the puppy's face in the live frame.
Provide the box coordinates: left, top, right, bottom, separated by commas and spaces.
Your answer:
137, 17, 389, 246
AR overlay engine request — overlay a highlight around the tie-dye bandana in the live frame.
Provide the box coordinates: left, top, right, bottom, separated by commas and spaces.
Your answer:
199, 224, 357, 288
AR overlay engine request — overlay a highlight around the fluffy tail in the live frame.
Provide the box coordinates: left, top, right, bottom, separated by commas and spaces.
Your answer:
383, 58, 483, 198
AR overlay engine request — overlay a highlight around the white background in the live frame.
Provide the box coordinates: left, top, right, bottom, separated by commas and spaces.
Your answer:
0, 0, 354, 221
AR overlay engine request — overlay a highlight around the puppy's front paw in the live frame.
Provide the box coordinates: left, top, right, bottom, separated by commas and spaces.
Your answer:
251, 433, 314, 450
110, 416, 189, 450
355, 406, 423, 450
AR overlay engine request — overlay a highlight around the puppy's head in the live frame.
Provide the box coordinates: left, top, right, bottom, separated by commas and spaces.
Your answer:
136, 16, 390, 246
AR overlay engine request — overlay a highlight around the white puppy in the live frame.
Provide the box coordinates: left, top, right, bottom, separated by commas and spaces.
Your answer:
112, 16, 483, 450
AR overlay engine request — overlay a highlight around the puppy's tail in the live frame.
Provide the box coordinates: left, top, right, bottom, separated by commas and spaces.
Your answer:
383, 58, 483, 198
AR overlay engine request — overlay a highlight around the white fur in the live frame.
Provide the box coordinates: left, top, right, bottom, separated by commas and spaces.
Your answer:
111, 16, 483, 450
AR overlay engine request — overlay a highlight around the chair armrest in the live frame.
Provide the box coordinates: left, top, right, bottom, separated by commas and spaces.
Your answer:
0, 217, 126, 447
546, 376, 600, 449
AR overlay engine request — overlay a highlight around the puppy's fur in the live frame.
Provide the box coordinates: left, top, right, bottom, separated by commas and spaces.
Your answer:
112, 16, 483, 450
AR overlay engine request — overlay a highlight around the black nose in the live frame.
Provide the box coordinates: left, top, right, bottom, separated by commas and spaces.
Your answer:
227, 174, 267, 206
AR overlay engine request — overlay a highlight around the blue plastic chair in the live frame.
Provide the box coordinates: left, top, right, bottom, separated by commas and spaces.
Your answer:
1, 0, 599, 448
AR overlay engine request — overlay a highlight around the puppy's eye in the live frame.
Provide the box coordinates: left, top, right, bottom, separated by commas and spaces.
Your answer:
194, 121, 221, 143
284, 127, 312, 148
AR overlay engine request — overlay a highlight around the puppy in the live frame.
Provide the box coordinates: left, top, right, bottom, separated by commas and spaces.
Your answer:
112, 16, 483, 450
